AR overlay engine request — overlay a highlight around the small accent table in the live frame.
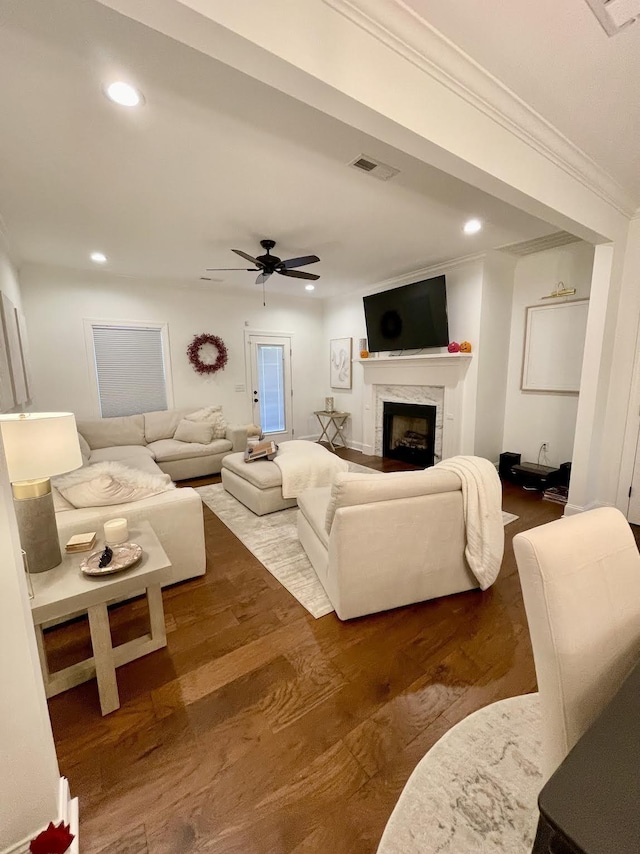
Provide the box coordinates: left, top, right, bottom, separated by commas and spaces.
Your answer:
31, 521, 171, 715
314, 410, 350, 452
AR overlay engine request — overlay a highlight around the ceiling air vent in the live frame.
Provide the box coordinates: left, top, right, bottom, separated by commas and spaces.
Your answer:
349, 154, 400, 181
584, 0, 640, 36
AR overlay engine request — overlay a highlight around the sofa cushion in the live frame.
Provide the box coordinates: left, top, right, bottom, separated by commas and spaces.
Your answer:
148, 437, 232, 463
186, 406, 227, 439
112, 455, 165, 477
298, 487, 331, 549
143, 408, 191, 443
77, 432, 91, 464
174, 419, 215, 445
90, 445, 156, 463
325, 468, 462, 532
52, 486, 75, 512
53, 461, 175, 508
77, 414, 145, 450
221, 451, 283, 488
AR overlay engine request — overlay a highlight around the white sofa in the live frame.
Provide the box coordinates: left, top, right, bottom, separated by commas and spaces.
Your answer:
297, 466, 484, 620
53, 406, 248, 588
76, 408, 248, 481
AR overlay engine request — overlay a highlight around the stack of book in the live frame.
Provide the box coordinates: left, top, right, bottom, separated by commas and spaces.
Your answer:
65, 531, 97, 553
542, 486, 569, 505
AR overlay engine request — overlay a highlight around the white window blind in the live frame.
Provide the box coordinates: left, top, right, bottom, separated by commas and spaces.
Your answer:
91, 324, 168, 417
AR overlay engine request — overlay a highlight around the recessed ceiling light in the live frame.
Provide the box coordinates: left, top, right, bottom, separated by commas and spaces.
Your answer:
90, 252, 107, 264
105, 81, 143, 107
305, 284, 315, 291
463, 219, 482, 235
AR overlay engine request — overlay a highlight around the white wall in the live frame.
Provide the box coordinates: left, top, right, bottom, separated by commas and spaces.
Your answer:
0, 242, 61, 850
322, 258, 486, 453
502, 242, 595, 468
474, 250, 517, 461
0, 236, 24, 311
20, 264, 325, 438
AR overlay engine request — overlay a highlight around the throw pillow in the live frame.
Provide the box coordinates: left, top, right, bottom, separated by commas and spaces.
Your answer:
185, 405, 222, 422
185, 405, 227, 439
173, 419, 215, 444
209, 410, 227, 440
53, 461, 175, 508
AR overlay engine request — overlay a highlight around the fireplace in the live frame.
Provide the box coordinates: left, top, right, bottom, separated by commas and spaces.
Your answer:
383, 401, 436, 467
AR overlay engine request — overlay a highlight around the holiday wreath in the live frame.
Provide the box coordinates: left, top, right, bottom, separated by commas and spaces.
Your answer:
187, 333, 228, 375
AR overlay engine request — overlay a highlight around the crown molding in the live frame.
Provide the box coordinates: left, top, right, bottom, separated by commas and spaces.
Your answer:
322, 0, 636, 218
327, 251, 486, 305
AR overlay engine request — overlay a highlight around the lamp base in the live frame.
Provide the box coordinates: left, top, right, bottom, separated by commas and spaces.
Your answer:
12, 479, 61, 573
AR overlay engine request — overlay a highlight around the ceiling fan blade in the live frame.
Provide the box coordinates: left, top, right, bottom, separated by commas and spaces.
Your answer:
278, 269, 320, 280
281, 254, 320, 269
256, 272, 272, 285
205, 267, 259, 271
232, 249, 263, 266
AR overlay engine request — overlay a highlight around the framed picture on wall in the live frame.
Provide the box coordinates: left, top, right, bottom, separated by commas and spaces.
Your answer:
521, 299, 589, 393
330, 337, 352, 389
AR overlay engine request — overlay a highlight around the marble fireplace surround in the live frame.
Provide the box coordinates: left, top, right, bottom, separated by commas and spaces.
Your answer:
358, 354, 472, 460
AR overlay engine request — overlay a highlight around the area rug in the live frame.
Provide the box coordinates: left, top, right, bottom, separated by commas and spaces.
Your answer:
196, 477, 520, 619
377, 693, 542, 853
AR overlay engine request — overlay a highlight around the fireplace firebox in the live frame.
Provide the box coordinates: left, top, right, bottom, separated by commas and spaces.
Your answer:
382, 401, 436, 467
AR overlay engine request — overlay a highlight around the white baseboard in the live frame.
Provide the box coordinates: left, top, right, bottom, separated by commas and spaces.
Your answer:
1, 779, 78, 854
58, 777, 79, 854
564, 499, 614, 517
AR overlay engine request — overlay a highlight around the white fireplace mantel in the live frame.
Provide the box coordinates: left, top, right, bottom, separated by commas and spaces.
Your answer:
356, 353, 473, 459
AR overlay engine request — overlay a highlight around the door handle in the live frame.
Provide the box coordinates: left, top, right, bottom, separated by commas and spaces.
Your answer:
254, 398, 259, 403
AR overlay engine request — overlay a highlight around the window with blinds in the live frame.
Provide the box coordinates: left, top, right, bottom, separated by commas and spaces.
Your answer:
91, 324, 169, 418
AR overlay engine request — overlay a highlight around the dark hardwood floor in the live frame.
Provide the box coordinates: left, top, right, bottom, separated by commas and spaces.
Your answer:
44, 449, 565, 853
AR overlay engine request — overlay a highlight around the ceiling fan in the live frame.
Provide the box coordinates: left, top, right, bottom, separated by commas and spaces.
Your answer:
202, 239, 320, 287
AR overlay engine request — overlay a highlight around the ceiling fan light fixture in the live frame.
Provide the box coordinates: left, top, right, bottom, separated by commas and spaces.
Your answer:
305, 284, 315, 291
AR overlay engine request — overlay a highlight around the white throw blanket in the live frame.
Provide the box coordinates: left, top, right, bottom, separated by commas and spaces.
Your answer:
274, 440, 349, 499
436, 455, 504, 590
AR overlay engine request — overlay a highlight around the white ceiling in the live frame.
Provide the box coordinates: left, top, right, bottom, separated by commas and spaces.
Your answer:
403, 0, 640, 201
0, 0, 562, 298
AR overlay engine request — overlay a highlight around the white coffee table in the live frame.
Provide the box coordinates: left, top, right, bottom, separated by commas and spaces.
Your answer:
31, 521, 171, 716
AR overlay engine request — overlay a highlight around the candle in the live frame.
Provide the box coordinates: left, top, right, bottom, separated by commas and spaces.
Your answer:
104, 518, 128, 544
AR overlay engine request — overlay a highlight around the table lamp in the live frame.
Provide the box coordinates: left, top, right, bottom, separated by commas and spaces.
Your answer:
0, 412, 83, 572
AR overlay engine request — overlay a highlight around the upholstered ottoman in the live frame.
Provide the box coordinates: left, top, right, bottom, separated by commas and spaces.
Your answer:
221, 441, 348, 516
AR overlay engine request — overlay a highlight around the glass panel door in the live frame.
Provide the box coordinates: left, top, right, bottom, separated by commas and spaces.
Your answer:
248, 334, 293, 441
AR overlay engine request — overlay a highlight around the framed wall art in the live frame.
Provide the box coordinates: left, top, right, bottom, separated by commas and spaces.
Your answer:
330, 337, 352, 390
521, 299, 589, 393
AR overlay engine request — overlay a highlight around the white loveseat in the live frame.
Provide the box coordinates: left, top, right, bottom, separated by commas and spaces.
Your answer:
297, 466, 485, 620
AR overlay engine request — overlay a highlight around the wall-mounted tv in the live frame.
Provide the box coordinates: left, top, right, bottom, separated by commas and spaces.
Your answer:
363, 275, 449, 352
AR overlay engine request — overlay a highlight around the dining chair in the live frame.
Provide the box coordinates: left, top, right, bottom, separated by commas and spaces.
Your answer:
377, 507, 640, 853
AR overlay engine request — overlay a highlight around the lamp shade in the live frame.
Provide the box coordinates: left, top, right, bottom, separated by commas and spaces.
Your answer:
0, 412, 82, 482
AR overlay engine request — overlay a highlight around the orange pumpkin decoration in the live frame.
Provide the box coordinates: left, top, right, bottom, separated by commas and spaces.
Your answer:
460, 341, 472, 353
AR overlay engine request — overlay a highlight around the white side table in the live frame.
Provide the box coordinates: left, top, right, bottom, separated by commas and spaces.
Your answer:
31, 521, 171, 716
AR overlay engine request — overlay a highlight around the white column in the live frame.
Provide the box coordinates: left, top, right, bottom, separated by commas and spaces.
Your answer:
0, 435, 60, 851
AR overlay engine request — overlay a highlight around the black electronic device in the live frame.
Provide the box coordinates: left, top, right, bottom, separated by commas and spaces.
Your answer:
363, 275, 449, 352
557, 461, 572, 488
511, 462, 560, 491
499, 452, 521, 481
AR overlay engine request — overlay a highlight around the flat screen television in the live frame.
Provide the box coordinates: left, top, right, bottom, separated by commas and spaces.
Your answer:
363, 275, 449, 352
